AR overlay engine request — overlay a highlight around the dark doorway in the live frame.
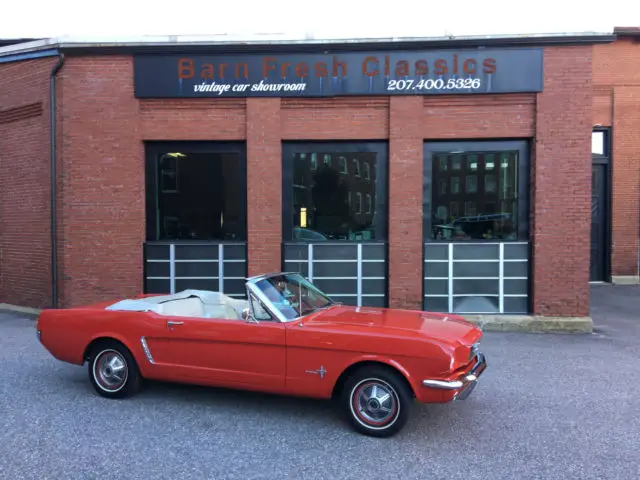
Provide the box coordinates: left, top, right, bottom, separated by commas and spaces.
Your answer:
590, 129, 611, 282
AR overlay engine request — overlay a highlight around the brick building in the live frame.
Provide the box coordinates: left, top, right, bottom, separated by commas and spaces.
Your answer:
591, 27, 640, 285
0, 32, 618, 317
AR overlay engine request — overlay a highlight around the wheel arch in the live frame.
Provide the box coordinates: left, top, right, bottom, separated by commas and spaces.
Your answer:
82, 335, 137, 364
331, 358, 417, 400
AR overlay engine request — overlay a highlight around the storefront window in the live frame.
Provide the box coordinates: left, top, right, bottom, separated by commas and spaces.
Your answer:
283, 142, 387, 242
145, 143, 246, 241
424, 141, 529, 242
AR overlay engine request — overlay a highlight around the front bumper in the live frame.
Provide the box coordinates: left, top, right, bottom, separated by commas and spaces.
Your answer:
422, 351, 487, 401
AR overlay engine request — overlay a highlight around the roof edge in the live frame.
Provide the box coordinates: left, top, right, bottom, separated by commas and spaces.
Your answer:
0, 31, 617, 57
613, 26, 640, 37
0, 48, 60, 64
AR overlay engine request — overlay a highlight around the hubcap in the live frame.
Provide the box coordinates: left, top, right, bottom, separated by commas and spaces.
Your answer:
93, 350, 128, 392
351, 379, 399, 428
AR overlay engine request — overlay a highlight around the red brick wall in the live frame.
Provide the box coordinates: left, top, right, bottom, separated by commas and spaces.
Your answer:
592, 38, 640, 279
246, 99, 282, 276
0, 46, 596, 316
423, 94, 535, 138
56, 56, 145, 307
140, 99, 246, 140
281, 98, 389, 139
532, 46, 593, 316
611, 88, 640, 277
0, 57, 56, 308
388, 96, 423, 309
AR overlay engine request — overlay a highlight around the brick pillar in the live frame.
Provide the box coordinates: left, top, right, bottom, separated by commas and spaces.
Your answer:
246, 99, 282, 277
611, 87, 640, 281
388, 96, 424, 310
532, 46, 593, 316
57, 56, 144, 308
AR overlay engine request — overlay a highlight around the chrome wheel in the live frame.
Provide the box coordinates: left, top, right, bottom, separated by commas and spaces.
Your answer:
92, 349, 128, 393
350, 378, 400, 430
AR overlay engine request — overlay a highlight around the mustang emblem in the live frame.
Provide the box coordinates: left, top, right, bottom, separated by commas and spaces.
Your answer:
305, 365, 327, 379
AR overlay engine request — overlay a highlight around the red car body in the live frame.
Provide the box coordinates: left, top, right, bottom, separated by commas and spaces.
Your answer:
36, 272, 487, 437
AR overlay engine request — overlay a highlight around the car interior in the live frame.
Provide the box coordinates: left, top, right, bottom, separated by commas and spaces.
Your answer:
155, 295, 249, 320
107, 290, 252, 321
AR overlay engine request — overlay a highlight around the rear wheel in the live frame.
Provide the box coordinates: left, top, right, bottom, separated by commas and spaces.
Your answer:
87, 340, 141, 399
340, 365, 413, 437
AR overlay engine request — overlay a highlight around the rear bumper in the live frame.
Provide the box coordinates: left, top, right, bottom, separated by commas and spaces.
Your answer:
422, 351, 487, 401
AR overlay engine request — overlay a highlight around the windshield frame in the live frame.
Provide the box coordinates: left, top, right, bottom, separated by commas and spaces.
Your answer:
245, 272, 338, 323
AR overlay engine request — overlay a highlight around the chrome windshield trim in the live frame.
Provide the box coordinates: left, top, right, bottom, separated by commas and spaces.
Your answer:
246, 282, 290, 323
245, 272, 336, 323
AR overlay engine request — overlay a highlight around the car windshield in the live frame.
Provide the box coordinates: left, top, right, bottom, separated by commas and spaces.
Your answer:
253, 273, 337, 321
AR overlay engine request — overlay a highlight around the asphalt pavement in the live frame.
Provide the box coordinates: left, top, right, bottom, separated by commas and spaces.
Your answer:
1, 284, 639, 480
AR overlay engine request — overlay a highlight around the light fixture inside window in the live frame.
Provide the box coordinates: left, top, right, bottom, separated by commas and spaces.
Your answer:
300, 207, 307, 228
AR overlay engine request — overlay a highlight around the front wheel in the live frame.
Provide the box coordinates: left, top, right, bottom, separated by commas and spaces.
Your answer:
88, 341, 141, 399
340, 366, 413, 437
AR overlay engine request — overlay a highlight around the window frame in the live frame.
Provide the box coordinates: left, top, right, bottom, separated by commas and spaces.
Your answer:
423, 140, 530, 243
144, 140, 248, 242
282, 141, 388, 243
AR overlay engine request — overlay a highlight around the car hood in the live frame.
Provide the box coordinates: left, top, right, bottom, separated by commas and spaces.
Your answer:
304, 305, 481, 346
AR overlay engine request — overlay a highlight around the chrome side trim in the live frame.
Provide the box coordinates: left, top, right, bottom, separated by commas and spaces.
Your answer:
140, 336, 155, 364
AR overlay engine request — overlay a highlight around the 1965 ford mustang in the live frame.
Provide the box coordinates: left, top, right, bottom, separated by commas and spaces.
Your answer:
36, 271, 487, 437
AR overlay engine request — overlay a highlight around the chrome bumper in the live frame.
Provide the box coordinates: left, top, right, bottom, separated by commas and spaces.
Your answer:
422, 351, 487, 401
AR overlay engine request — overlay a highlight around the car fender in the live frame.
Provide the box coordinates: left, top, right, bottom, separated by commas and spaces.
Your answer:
84, 332, 140, 365
335, 353, 421, 397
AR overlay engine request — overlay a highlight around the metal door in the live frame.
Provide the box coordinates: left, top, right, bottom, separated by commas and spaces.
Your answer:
590, 163, 608, 282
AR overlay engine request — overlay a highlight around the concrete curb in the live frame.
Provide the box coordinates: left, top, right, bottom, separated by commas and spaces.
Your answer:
463, 315, 593, 334
0, 303, 41, 316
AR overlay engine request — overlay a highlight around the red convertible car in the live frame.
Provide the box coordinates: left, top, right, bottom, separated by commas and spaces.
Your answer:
36, 271, 487, 437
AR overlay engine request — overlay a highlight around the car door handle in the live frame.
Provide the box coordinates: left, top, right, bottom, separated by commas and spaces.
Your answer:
167, 321, 184, 327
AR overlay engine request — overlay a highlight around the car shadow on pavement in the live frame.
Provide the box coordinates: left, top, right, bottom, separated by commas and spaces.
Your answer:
134, 378, 463, 438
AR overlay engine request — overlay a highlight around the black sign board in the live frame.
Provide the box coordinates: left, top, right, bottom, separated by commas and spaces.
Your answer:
133, 48, 543, 98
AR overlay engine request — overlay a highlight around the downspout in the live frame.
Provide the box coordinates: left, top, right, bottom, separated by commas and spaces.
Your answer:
50, 53, 64, 308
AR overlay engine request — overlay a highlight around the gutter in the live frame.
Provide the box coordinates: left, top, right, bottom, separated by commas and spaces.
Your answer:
50, 52, 64, 308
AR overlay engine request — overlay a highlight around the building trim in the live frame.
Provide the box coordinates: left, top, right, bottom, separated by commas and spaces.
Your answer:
0, 32, 618, 58
0, 48, 60, 64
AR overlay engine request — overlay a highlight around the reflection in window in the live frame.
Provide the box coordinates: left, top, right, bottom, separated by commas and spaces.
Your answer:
291, 150, 379, 241
431, 150, 519, 241
147, 150, 245, 241
451, 177, 460, 194
339, 156, 347, 174
465, 175, 477, 193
